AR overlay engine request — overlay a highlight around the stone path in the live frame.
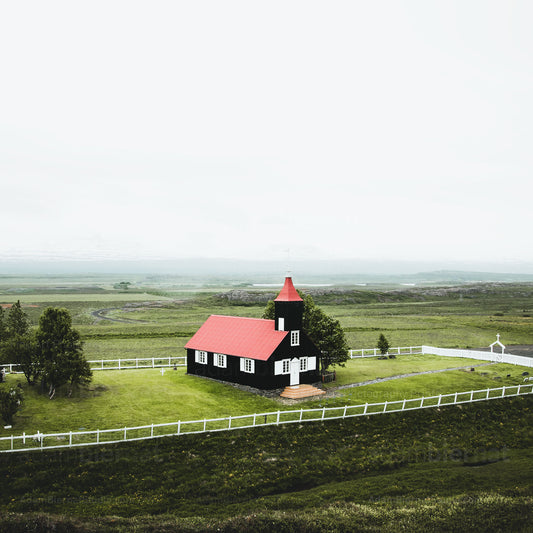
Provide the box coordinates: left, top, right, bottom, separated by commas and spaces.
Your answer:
335, 362, 495, 390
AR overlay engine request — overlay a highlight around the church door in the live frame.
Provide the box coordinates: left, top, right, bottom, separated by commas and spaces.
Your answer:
290, 358, 300, 386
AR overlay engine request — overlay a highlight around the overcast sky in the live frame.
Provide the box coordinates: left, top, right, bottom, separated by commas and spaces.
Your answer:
1, 1, 532, 268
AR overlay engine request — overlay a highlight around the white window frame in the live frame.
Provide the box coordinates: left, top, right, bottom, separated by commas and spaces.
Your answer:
195, 350, 208, 365
299, 357, 308, 372
291, 330, 300, 346
282, 359, 290, 374
278, 317, 285, 331
240, 358, 255, 374
214, 353, 227, 368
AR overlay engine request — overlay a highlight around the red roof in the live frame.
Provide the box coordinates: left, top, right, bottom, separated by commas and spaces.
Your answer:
274, 277, 302, 302
185, 315, 288, 361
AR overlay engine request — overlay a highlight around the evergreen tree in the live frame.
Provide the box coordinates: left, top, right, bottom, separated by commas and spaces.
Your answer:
6, 300, 30, 338
377, 333, 390, 355
0, 306, 6, 343
36, 307, 92, 399
1, 302, 38, 383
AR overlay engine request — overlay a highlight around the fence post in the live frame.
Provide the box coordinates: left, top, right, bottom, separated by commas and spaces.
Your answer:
11, 435, 13, 451
203, 419, 206, 431
502, 386, 506, 398
437, 394, 442, 406
152, 358, 155, 368
101, 360, 104, 370
420, 396, 424, 408
69, 431, 72, 446
453, 392, 458, 404
118, 359, 121, 370
253, 414, 256, 426
124, 427, 127, 441
383, 401, 388, 413
228, 416, 232, 429
321, 407, 326, 420
300, 408, 304, 422
402, 399, 406, 410
486, 388, 490, 399
177, 421, 181, 435
151, 424, 154, 437
276, 411, 281, 425
97, 429, 100, 444
363, 403, 368, 415
343, 405, 348, 418
23, 432, 26, 445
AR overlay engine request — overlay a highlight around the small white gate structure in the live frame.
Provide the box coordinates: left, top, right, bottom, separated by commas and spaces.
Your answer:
490, 334, 506, 354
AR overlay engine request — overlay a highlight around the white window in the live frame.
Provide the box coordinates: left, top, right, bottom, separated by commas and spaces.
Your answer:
195, 350, 208, 364
300, 357, 308, 372
275, 359, 291, 375
291, 330, 300, 346
240, 358, 255, 374
214, 353, 227, 368
278, 317, 285, 331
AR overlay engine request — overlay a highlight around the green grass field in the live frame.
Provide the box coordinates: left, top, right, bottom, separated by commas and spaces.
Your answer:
1, 395, 532, 531
2, 356, 528, 435
1, 276, 532, 532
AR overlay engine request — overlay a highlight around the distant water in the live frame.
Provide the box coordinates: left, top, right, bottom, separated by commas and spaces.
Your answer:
253, 283, 333, 287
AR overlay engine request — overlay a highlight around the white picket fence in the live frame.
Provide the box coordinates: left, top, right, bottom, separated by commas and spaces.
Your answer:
1, 356, 187, 374
3, 345, 531, 373
421, 346, 533, 368
349, 346, 423, 358
1, 383, 532, 453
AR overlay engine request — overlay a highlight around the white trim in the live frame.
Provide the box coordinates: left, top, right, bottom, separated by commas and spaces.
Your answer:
278, 317, 285, 331
291, 330, 300, 346
195, 350, 208, 364
274, 358, 295, 376
290, 358, 300, 385
214, 353, 227, 368
299, 357, 308, 372
240, 358, 255, 374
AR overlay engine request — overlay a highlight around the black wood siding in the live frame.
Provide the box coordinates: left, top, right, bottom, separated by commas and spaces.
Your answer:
186, 330, 321, 389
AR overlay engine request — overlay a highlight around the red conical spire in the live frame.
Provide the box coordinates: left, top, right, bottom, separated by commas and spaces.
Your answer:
274, 277, 303, 302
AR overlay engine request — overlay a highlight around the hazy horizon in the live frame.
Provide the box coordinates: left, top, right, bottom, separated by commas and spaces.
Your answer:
2, 2, 532, 266
1, 256, 533, 278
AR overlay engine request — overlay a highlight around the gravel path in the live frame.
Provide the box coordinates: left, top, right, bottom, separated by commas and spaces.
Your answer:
91, 308, 149, 324
335, 362, 495, 390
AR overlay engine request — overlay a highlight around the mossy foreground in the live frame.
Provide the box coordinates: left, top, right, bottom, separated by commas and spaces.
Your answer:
1, 395, 532, 532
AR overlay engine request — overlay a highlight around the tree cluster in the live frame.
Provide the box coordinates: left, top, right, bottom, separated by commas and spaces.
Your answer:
262, 292, 349, 372
0, 302, 92, 401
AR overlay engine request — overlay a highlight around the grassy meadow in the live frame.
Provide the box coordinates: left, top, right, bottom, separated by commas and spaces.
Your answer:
0, 274, 532, 531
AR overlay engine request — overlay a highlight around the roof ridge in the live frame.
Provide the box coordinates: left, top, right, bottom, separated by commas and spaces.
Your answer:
210, 314, 272, 321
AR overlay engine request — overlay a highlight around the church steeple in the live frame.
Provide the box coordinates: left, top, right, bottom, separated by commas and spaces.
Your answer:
274, 277, 303, 332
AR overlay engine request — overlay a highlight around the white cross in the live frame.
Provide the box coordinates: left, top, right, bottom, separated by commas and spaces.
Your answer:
160, 368, 166, 376
496, 334, 500, 342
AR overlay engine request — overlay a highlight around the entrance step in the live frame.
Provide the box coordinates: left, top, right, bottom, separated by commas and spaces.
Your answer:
280, 384, 326, 399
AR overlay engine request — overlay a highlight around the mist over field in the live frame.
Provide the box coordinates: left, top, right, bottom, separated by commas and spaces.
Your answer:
1, 257, 533, 284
